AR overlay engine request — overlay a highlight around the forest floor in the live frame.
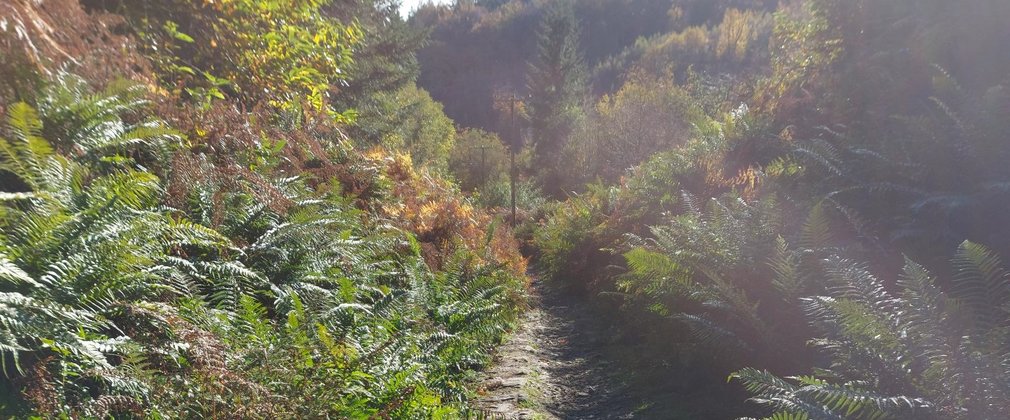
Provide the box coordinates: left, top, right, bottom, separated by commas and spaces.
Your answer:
473, 278, 751, 419
473, 278, 642, 419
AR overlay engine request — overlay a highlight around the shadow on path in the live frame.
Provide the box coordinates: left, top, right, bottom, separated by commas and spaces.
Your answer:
474, 279, 639, 419
474, 275, 754, 419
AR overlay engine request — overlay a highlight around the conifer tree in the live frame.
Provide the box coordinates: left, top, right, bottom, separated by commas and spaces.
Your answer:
526, 1, 586, 195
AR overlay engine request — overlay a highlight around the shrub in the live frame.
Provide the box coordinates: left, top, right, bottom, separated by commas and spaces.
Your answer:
92, 0, 361, 116
353, 83, 457, 172
564, 74, 706, 188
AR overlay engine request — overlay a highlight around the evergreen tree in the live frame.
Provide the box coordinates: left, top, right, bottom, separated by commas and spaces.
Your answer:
325, 0, 426, 107
526, 1, 587, 195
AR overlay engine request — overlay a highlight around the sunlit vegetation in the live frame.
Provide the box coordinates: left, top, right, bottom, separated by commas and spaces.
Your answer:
2, 0, 1009, 417
415, 0, 1010, 417
0, 0, 526, 417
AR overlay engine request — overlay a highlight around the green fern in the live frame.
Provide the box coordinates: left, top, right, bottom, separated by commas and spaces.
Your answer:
36, 73, 180, 167
622, 192, 790, 361
0, 103, 56, 191
732, 367, 928, 420
1, 70, 525, 417
949, 241, 1010, 336
737, 242, 1010, 419
769, 236, 805, 301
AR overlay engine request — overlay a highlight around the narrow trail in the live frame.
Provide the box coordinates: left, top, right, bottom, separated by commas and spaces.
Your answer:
474, 279, 640, 419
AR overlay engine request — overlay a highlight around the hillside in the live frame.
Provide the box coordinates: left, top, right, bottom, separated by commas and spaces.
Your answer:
417, 0, 1010, 418
3, 0, 1010, 418
0, 0, 527, 417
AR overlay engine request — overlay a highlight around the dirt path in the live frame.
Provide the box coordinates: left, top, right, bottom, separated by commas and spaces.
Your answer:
473, 279, 640, 419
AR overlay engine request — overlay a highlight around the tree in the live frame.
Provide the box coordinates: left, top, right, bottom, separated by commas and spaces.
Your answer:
354, 83, 456, 171
90, 0, 362, 117
324, 0, 426, 110
565, 75, 705, 187
526, 0, 586, 195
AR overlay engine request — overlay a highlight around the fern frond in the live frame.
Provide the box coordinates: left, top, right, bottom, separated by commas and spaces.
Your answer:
0, 102, 53, 190
769, 236, 804, 300
822, 257, 897, 316
674, 313, 753, 355
800, 202, 833, 251
0, 254, 41, 289
950, 241, 1010, 334
794, 380, 927, 418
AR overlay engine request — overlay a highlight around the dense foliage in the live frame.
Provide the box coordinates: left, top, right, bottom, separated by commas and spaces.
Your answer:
4, 0, 1010, 417
414, 0, 1010, 417
0, 0, 529, 417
